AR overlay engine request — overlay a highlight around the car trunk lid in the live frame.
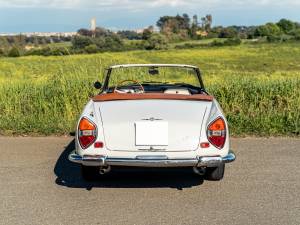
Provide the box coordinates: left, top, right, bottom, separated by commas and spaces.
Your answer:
96, 99, 211, 152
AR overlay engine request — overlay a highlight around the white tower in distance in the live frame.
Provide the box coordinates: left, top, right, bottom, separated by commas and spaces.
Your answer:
91, 18, 96, 31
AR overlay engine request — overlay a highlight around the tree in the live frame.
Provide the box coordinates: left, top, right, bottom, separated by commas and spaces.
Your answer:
289, 29, 300, 40
33, 36, 39, 47
190, 23, 199, 39
205, 14, 212, 31
117, 30, 142, 40
102, 36, 124, 51
192, 15, 198, 26
219, 27, 238, 38
142, 27, 153, 40
255, 25, 270, 37
208, 26, 223, 38
277, 19, 296, 33
182, 14, 191, 30
94, 27, 110, 37
201, 17, 206, 29
92, 35, 124, 51
201, 15, 212, 31
78, 28, 93, 37
265, 23, 281, 36
254, 23, 281, 37
157, 16, 172, 30
13, 35, 26, 48
71, 36, 93, 49
244, 26, 257, 39
157, 14, 191, 34
0, 37, 9, 50
72, 28, 124, 52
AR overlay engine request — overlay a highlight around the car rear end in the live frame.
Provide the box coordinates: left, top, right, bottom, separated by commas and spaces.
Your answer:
69, 96, 235, 180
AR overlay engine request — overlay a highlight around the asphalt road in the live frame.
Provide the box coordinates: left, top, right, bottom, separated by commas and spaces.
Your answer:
0, 137, 299, 225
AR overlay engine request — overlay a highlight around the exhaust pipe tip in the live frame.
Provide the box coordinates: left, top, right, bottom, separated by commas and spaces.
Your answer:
99, 166, 111, 175
193, 166, 206, 176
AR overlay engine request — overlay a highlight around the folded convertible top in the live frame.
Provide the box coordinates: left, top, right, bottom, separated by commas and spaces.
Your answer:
92, 93, 213, 102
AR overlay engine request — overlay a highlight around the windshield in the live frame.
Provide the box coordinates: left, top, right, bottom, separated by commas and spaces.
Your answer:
106, 66, 201, 88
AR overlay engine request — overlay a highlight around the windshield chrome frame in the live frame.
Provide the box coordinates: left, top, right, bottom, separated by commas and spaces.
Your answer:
102, 64, 205, 92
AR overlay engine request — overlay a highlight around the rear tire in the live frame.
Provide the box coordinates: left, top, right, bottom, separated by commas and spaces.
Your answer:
204, 163, 225, 181
81, 165, 99, 181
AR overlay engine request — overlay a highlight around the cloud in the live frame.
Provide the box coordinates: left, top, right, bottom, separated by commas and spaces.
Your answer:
0, 0, 299, 10
0, 0, 195, 9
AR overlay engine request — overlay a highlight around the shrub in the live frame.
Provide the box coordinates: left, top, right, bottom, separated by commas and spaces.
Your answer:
143, 33, 169, 50
218, 27, 238, 38
8, 46, 21, 57
82, 36, 124, 52
40, 47, 52, 56
281, 34, 293, 42
117, 30, 142, 40
267, 35, 281, 43
0, 49, 5, 57
24, 47, 51, 56
25, 47, 70, 56
289, 29, 300, 40
224, 38, 242, 46
124, 40, 144, 51
24, 48, 42, 56
72, 36, 93, 49
174, 43, 204, 49
100, 36, 124, 51
84, 44, 99, 54
210, 38, 241, 47
50, 47, 70, 56
210, 39, 224, 46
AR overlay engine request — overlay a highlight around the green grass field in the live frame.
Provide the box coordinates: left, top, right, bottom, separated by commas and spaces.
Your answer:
0, 42, 299, 136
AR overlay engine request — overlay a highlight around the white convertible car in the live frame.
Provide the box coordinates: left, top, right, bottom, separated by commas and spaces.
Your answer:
69, 64, 235, 181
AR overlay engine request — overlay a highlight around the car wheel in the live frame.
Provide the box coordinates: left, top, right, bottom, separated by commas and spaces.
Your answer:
81, 165, 99, 181
204, 163, 225, 181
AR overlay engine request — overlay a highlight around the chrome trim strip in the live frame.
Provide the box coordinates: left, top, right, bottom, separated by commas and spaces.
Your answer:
222, 150, 236, 163
135, 155, 168, 160
197, 156, 223, 167
106, 158, 198, 167
68, 150, 236, 168
68, 152, 106, 166
109, 64, 198, 69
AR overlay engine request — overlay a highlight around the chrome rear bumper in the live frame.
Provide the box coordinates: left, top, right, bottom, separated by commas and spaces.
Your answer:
68, 150, 236, 167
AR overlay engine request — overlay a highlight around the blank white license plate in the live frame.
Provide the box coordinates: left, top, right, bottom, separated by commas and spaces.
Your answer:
135, 121, 168, 146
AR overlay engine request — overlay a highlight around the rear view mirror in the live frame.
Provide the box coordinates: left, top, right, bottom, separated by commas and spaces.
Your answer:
94, 81, 102, 89
149, 68, 159, 75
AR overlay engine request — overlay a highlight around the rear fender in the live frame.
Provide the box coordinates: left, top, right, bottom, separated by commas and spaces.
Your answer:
198, 99, 230, 157
75, 100, 107, 156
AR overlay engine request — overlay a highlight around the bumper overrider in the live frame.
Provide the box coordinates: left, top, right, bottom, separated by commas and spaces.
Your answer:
68, 150, 236, 167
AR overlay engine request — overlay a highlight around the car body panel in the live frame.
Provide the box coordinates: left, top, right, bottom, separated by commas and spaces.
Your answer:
94, 100, 210, 152
75, 99, 230, 158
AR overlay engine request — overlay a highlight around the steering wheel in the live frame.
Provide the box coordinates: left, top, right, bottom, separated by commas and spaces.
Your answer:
114, 79, 145, 93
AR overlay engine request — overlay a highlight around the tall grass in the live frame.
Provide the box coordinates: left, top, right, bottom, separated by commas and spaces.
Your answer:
0, 43, 299, 135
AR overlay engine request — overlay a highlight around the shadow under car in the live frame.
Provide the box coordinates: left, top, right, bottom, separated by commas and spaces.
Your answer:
54, 139, 204, 190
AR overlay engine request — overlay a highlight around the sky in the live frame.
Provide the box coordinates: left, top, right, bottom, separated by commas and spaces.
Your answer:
0, 0, 300, 32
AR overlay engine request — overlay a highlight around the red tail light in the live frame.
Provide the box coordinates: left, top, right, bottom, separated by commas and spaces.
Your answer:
207, 117, 226, 149
78, 117, 97, 149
